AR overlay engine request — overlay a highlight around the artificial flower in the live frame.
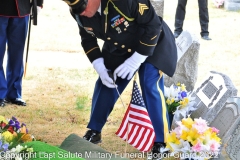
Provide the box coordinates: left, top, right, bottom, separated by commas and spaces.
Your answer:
164, 83, 196, 119
166, 117, 221, 159
2, 131, 14, 142
0, 115, 34, 160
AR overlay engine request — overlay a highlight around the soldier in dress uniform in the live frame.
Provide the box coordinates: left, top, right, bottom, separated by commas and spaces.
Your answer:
63, 0, 177, 157
0, 0, 43, 107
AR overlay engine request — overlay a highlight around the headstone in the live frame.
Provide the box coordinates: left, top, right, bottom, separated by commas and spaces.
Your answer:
150, 0, 164, 18
190, 71, 238, 124
215, 97, 240, 160
175, 31, 193, 62
164, 31, 199, 91
224, 0, 240, 11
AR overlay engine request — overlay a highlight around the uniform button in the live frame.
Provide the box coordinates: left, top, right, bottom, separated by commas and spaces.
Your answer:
121, 45, 125, 48
107, 37, 111, 40
114, 42, 118, 45
128, 49, 131, 52
124, 28, 127, 31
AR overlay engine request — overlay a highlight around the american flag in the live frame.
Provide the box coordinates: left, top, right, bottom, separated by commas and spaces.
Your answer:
115, 80, 156, 152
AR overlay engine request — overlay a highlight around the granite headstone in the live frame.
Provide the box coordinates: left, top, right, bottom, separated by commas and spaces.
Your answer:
164, 31, 199, 91
215, 97, 240, 160
190, 71, 238, 124
150, 0, 164, 17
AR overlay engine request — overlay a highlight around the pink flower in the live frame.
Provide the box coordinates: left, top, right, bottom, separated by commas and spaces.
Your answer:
172, 126, 182, 137
193, 117, 208, 134
210, 141, 220, 152
192, 142, 202, 152
211, 127, 219, 134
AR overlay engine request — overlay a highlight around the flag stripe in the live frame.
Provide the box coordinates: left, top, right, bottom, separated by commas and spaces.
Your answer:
139, 129, 151, 151
129, 125, 141, 145
115, 107, 130, 137
115, 81, 156, 152
127, 124, 138, 142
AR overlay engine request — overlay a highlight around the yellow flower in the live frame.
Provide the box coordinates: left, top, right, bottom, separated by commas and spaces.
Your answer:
179, 97, 189, 108
167, 132, 180, 145
180, 84, 186, 91
166, 98, 175, 105
180, 130, 188, 140
2, 131, 14, 143
182, 117, 194, 129
0, 115, 7, 123
187, 129, 199, 145
177, 82, 181, 87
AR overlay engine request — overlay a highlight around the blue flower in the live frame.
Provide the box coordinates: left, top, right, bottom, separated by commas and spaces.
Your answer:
181, 91, 187, 98
12, 116, 18, 121
2, 143, 9, 151
8, 119, 15, 126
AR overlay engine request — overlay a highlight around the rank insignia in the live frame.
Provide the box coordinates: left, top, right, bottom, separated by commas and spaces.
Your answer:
139, 3, 149, 15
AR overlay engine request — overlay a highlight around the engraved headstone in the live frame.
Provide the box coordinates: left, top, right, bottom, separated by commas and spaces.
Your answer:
164, 31, 199, 91
215, 97, 240, 160
190, 71, 238, 124
150, 0, 164, 18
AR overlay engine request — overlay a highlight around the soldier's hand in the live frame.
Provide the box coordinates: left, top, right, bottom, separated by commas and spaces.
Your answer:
92, 58, 115, 88
114, 52, 147, 80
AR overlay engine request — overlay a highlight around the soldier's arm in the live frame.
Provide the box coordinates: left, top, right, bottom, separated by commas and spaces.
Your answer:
130, 0, 162, 56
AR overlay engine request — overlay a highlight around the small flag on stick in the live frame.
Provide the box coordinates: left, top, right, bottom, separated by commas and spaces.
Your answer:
115, 80, 156, 152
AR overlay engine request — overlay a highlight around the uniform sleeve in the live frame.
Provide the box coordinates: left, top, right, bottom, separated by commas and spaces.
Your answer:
70, 13, 102, 63
130, 0, 162, 56
79, 27, 102, 62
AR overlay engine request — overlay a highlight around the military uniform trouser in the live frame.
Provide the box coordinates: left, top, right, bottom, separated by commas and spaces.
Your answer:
0, 16, 29, 99
174, 0, 209, 37
87, 62, 170, 143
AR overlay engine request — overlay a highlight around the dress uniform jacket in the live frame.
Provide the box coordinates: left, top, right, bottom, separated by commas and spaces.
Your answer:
0, 0, 43, 17
72, 0, 177, 77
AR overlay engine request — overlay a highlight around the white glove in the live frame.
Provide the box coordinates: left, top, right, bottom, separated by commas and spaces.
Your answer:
114, 52, 148, 80
37, 6, 42, 14
92, 58, 115, 88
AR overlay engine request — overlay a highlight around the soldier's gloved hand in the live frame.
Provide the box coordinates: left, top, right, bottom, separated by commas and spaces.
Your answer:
114, 52, 147, 80
92, 58, 115, 88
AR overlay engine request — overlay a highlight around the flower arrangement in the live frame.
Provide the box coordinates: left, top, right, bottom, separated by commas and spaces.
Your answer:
212, 0, 224, 8
0, 115, 34, 160
164, 83, 196, 120
166, 117, 221, 160
164, 83, 190, 114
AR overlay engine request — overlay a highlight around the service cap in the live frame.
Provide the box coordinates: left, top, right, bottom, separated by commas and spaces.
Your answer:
63, 0, 88, 14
